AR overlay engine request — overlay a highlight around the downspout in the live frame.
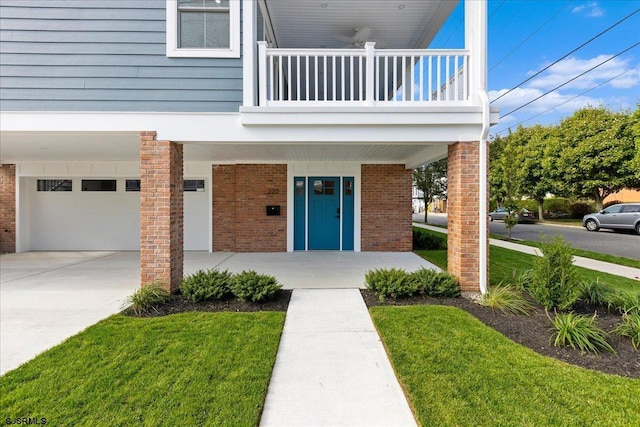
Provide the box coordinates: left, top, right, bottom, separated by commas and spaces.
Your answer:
478, 91, 490, 294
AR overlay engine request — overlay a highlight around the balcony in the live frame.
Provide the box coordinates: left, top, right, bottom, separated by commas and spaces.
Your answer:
257, 42, 470, 107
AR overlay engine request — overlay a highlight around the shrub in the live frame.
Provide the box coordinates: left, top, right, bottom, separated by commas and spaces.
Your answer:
607, 292, 640, 314
578, 280, 614, 307
550, 312, 615, 355
123, 282, 170, 316
569, 202, 594, 219
478, 285, 533, 315
180, 269, 232, 302
613, 311, 640, 350
230, 271, 282, 302
365, 268, 417, 302
544, 198, 571, 216
410, 268, 460, 298
412, 228, 447, 250
528, 235, 580, 310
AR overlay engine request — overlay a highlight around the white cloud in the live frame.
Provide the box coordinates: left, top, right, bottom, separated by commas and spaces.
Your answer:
572, 2, 605, 17
527, 55, 639, 90
489, 87, 603, 118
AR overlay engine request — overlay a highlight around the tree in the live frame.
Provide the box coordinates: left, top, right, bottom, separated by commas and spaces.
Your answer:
413, 159, 447, 223
497, 140, 520, 240
552, 106, 639, 210
512, 125, 554, 220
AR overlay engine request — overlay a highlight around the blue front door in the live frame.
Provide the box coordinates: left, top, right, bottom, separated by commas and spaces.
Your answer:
308, 177, 340, 250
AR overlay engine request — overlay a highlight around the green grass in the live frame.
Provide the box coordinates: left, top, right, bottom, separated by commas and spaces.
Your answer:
415, 228, 640, 296
491, 235, 640, 270
417, 221, 640, 269
541, 218, 584, 226
371, 305, 640, 427
0, 312, 285, 426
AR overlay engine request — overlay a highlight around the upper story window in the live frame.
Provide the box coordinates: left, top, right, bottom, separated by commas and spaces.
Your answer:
166, 0, 240, 58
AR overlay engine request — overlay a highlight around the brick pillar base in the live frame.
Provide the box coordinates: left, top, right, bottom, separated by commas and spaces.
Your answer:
447, 142, 489, 292
0, 164, 17, 253
140, 132, 183, 292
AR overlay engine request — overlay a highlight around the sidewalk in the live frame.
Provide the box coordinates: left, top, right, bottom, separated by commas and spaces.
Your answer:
260, 289, 417, 427
414, 223, 640, 281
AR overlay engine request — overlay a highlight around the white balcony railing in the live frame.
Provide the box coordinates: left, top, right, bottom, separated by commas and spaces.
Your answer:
257, 42, 469, 107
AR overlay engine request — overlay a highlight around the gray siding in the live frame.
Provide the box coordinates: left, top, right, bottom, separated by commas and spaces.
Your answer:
0, 0, 243, 112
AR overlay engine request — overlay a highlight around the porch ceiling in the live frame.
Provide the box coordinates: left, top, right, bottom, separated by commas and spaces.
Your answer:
0, 131, 447, 167
261, 0, 458, 49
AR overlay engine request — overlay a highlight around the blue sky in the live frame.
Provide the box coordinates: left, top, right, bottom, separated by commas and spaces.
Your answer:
429, 0, 640, 137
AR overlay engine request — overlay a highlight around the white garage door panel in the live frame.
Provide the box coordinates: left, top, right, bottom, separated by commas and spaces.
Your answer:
29, 180, 140, 250
28, 178, 209, 251
185, 190, 209, 251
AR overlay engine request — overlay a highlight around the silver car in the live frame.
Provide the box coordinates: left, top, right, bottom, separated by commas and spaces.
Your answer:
582, 203, 640, 234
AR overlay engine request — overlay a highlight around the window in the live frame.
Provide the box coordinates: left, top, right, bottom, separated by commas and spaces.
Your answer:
126, 180, 141, 192
313, 180, 335, 196
184, 179, 205, 192
37, 179, 72, 192
167, 0, 240, 58
82, 180, 116, 192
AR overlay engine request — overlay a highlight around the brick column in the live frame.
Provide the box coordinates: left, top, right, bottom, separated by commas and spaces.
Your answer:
361, 164, 412, 251
213, 165, 237, 251
0, 164, 16, 253
447, 142, 489, 292
140, 132, 183, 292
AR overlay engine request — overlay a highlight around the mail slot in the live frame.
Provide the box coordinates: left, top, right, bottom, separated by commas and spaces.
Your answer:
266, 205, 281, 216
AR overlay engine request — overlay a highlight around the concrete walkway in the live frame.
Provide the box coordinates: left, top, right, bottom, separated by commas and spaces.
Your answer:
414, 223, 640, 281
260, 289, 416, 427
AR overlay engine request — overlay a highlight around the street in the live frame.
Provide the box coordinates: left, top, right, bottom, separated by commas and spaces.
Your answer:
413, 213, 640, 261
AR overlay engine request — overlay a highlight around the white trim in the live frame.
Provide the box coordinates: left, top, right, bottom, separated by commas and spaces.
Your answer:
166, 0, 241, 58
242, 0, 256, 107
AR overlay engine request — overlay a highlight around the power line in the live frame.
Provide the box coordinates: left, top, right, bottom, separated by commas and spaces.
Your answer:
491, 68, 635, 136
492, 8, 640, 103
498, 41, 640, 120
489, 2, 569, 71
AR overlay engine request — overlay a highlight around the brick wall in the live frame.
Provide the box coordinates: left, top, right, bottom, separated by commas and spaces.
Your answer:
213, 164, 287, 252
361, 164, 412, 251
447, 141, 488, 292
0, 164, 16, 253
140, 132, 184, 292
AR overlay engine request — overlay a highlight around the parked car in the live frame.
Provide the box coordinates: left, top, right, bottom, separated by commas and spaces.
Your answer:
582, 203, 640, 234
488, 208, 536, 223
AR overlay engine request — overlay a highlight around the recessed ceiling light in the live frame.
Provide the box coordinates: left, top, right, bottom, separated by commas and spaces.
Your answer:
398, 4, 405, 9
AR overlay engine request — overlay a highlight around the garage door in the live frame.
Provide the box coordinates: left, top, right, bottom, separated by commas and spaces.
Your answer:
28, 178, 209, 251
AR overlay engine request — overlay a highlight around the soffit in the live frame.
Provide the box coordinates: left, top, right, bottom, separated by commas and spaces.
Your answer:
261, 0, 458, 49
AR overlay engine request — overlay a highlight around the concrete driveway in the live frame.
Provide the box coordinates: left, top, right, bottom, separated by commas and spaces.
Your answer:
0, 251, 140, 375
1, 250, 435, 375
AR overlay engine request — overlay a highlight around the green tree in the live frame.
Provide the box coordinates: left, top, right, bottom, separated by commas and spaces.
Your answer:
552, 106, 639, 210
413, 159, 447, 223
512, 125, 554, 220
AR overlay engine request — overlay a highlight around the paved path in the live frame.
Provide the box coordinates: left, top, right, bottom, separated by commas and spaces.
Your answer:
260, 289, 417, 427
414, 223, 640, 281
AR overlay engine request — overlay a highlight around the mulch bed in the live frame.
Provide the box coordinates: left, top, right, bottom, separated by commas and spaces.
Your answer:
361, 290, 640, 379
123, 288, 638, 379
121, 290, 292, 317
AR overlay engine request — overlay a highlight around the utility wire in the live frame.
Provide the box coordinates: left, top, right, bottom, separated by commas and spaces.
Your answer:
492, 68, 634, 136
499, 41, 640, 119
493, 8, 640, 103
490, 2, 568, 70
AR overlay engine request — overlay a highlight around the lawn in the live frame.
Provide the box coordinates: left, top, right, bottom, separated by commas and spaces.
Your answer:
415, 228, 640, 296
371, 305, 640, 427
0, 312, 285, 426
